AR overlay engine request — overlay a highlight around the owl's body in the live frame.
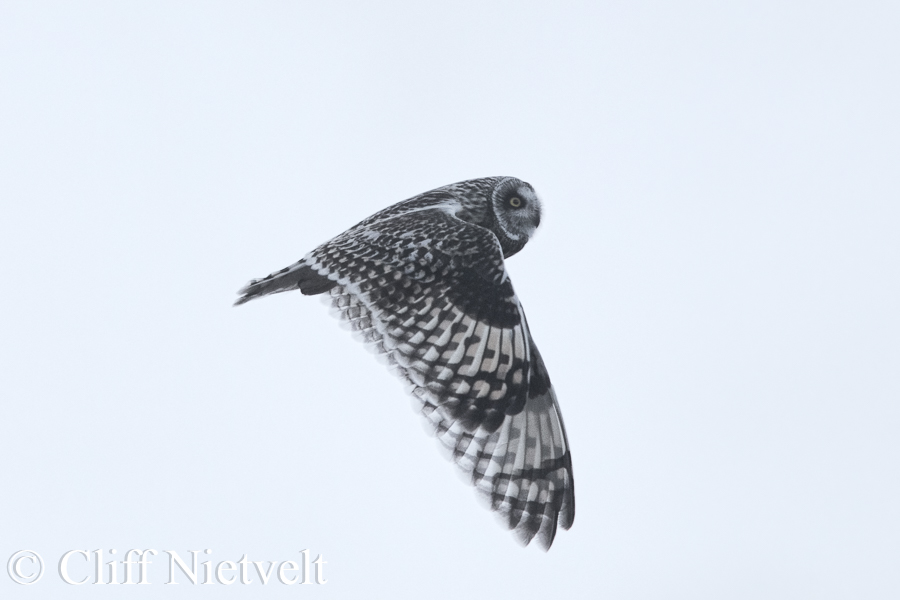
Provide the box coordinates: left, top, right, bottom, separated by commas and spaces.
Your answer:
236, 177, 574, 549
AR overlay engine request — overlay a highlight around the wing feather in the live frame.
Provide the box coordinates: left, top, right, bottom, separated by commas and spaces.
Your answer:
238, 206, 574, 549
323, 282, 575, 549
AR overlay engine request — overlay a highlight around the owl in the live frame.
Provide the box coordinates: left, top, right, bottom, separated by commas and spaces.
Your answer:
235, 177, 574, 550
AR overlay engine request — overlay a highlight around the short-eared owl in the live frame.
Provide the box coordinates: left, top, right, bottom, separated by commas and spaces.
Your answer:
235, 177, 574, 549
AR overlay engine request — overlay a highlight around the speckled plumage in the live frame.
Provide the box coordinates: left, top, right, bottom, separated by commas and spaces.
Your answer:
235, 177, 574, 550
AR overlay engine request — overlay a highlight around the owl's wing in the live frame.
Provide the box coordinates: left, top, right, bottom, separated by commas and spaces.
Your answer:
237, 208, 574, 549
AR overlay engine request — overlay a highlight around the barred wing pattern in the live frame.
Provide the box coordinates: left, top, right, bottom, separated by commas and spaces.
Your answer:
240, 205, 574, 549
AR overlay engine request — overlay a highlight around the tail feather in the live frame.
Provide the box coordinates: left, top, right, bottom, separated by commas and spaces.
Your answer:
234, 260, 337, 306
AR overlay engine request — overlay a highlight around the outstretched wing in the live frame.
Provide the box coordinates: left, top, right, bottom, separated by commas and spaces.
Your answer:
237, 207, 574, 549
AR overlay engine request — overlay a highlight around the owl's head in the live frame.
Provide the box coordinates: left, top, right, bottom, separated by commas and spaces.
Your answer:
488, 177, 542, 257
439, 176, 542, 258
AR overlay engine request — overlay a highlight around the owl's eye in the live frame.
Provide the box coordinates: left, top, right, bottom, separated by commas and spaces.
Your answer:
509, 197, 523, 208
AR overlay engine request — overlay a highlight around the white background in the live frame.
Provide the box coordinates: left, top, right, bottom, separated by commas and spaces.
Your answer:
2, 2, 898, 598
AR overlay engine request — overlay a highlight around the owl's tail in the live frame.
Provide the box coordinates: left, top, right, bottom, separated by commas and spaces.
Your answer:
234, 260, 337, 306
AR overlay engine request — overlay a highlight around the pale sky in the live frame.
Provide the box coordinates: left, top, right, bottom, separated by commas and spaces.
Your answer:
2, 2, 898, 598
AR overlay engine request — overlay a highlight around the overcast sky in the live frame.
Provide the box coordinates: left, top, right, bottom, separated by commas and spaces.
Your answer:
2, 2, 898, 598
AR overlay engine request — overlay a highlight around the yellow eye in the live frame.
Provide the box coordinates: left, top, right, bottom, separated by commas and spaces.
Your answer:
509, 197, 522, 208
